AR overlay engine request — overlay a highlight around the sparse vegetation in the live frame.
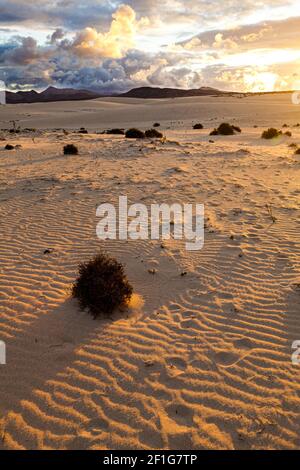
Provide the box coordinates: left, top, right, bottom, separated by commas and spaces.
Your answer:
78, 127, 88, 134
295, 148, 300, 155
284, 131, 292, 137
288, 143, 298, 149
5, 144, 14, 150
106, 129, 125, 135
63, 144, 79, 155
153, 122, 161, 127
9, 121, 21, 134
261, 128, 282, 139
125, 128, 145, 139
145, 128, 163, 138
193, 123, 204, 130
72, 253, 133, 317
209, 123, 242, 136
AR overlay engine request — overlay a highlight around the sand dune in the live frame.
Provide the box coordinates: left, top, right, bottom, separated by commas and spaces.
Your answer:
0, 95, 300, 449
0, 93, 299, 131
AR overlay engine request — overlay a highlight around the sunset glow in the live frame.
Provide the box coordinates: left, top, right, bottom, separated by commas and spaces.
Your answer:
0, 1, 300, 93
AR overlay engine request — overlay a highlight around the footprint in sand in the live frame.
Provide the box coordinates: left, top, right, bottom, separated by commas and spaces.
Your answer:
166, 356, 187, 371
165, 403, 195, 425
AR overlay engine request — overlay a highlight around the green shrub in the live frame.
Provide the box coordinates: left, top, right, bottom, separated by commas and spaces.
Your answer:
72, 253, 133, 317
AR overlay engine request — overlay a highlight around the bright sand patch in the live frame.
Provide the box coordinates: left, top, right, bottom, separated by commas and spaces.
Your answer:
0, 94, 300, 449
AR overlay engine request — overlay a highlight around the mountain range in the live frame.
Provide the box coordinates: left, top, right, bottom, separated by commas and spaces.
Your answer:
3, 85, 289, 104
4, 85, 239, 104
119, 86, 227, 99
5, 86, 103, 104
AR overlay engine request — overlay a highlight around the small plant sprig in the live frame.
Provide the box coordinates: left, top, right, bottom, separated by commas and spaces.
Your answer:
266, 204, 277, 223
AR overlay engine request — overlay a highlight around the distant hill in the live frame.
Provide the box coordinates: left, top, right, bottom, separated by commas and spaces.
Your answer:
4, 85, 294, 104
6, 86, 103, 104
118, 86, 230, 99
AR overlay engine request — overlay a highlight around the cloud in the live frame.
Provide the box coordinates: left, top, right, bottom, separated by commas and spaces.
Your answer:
71, 5, 148, 59
49, 28, 65, 44
1, 3, 300, 93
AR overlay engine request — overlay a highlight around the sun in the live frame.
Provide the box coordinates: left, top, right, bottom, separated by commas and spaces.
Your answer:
244, 71, 278, 92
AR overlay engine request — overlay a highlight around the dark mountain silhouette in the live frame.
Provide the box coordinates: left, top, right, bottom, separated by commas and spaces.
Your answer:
119, 86, 228, 99
6, 86, 103, 104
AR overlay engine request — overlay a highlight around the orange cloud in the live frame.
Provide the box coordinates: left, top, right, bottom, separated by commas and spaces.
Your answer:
73, 4, 148, 59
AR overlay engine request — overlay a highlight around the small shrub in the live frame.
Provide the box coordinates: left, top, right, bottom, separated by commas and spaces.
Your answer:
78, 127, 88, 134
218, 123, 238, 135
125, 128, 145, 139
284, 131, 292, 137
24, 128, 36, 133
261, 128, 282, 139
295, 148, 300, 155
153, 122, 161, 127
288, 143, 298, 149
209, 123, 241, 136
145, 128, 163, 138
106, 128, 125, 135
5, 144, 14, 150
64, 144, 78, 155
193, 123, 204, 130
72, 253, 133, 317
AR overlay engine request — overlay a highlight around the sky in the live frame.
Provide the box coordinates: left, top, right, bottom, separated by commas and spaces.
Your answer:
0, 0, 300, 93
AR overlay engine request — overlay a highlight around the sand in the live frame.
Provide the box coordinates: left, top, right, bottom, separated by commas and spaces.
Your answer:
0, 93, 300, 449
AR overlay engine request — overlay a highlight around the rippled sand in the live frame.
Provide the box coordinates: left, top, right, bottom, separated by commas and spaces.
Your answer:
0, 94, 300, 449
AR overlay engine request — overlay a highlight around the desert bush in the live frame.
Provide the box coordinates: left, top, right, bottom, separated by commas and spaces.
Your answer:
295, 148, 300, 155
153, 122, 161, 127
78, 127, 88, 134
210, 123, 241, 136
106, 128, 125, 135
5, 144, 14, 150
193, 123, 204, 130
24, 128, 37, 133
145, 128, 163, 138
261, 128, 282, 139
64, 144, 79, 155
125, 128, 145, 139
284, 131, 292, 137
72, 253, 133, 317
288, 143, 298, 148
